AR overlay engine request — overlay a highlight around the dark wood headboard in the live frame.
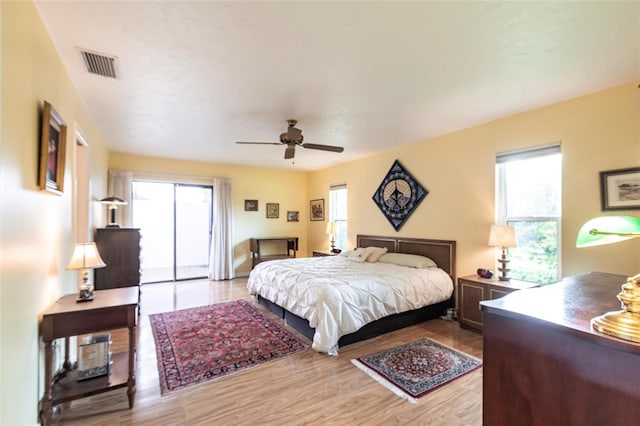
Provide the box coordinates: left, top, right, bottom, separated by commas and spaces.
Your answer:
356, 235, 456, 280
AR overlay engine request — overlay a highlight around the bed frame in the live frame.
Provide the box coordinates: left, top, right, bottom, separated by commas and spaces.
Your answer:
256, 234, 456, 348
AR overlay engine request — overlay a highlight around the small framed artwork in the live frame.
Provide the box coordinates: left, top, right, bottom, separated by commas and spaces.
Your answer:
287, 211, 299, 222
310, 199, 325, 221
266, 203, 279, 218
244, 199, 258, 211
77, 333, 111, 381
39, 101, 67, 195
600, 167, 640, 211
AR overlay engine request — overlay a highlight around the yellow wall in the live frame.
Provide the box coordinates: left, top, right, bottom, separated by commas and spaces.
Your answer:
109, 153, 309, 272
0, 2, 109, 424
309, 82, 640, 279
2, 3, 638, 425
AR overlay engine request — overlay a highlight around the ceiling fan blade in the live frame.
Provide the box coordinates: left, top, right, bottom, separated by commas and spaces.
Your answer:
236, 141, 282, 145
284, 144, 296, 159
302, 143, 344, 153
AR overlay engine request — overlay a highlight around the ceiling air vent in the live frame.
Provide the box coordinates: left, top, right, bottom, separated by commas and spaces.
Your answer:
79, 49, 118, 79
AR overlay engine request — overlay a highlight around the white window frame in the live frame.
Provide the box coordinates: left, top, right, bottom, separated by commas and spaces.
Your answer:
329, 183, 347, 251
495, 143, 562, 283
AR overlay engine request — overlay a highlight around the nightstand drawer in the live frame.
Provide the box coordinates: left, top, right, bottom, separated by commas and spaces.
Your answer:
460, 281, 484, 329
458, 275, 537, 333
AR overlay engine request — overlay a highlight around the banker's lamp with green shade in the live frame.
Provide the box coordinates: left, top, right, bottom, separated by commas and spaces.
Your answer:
576, 215, 640, 342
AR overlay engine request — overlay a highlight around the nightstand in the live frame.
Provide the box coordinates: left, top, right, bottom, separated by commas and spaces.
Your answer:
39, 288, 138, 425
458, 274, 537, 333
312, 250, 339, 257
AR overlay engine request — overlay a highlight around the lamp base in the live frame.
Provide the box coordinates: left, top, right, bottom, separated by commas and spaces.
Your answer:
497, 258, 511, 281
591, 274, 640, 342
77, 282, 94, 303
591, 310, 640, 343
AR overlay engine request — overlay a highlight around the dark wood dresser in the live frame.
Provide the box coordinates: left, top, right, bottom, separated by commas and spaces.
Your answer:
94, 228, 141, 290
480, 272, 640, 425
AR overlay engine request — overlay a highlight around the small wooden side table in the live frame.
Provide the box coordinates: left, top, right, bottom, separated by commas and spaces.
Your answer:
39, 287, 138, 425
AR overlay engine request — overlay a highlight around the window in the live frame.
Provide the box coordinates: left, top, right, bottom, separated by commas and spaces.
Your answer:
329, 184, 347, 251
496, 144, 562, 284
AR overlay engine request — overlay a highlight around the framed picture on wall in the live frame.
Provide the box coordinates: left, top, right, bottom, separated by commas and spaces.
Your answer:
266, 203, 279, 218
310, 199, 324, 221
600, 167, 640, 210
287, 211, 299, 222
244, 199, 258, 211
39, 101, 67, 195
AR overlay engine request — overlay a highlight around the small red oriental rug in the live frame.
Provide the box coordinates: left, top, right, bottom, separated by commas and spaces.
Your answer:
150, 299, 308, 394
352, 338, 482, 403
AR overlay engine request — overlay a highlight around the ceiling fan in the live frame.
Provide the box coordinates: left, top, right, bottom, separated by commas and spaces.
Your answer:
236, 119, 344, 160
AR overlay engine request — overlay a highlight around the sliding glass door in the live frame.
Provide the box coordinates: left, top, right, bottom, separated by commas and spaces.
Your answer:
132, 181, 212, 283
175, 185, 212, 280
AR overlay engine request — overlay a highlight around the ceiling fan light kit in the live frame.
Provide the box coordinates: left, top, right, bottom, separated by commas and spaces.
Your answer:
237, 119, 344, 160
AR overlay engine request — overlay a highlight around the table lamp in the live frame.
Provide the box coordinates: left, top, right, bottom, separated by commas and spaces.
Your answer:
66, 242, 106, 302
576, 215, 640, 342
100, 196, 128, 227
326, 221, 337, 252
488, 225, 517, 281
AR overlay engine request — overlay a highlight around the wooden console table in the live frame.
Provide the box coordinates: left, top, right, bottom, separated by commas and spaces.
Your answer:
39, 287, 138, 426
480, 272, 640, 425
250, 237, 298, 268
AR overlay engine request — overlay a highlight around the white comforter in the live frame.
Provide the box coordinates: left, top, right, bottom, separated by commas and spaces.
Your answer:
247, 256, 453, 355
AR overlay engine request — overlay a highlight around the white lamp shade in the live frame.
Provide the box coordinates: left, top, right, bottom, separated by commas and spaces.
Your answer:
488, 225, 517, 248
326, 222, 337, 235
66, 243, 106, 270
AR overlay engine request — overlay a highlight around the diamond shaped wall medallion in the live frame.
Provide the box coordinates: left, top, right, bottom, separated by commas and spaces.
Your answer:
372, 160, 428, 231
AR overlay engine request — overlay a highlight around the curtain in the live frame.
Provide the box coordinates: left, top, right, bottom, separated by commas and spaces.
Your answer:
209, 178, 235, 280
107, 170, 133, 227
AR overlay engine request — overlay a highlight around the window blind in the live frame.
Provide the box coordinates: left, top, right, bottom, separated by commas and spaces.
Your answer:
496, 143, 561, 164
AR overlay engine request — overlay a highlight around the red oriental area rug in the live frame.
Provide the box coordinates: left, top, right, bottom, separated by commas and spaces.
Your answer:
352, 338, 482, 403
150, 299, 308, 394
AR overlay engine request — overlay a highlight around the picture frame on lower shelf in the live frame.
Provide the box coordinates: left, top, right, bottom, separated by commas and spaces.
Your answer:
77, 333, 111, 381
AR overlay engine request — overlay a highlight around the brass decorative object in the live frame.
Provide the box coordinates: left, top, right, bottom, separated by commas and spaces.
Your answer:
591, 273, 640, 343
576, 215, 640, 342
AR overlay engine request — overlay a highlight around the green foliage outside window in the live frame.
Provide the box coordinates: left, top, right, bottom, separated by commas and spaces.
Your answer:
508, 221, 558, 285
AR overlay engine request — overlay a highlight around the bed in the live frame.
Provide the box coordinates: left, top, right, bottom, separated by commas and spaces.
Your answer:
247, 235, 456, 355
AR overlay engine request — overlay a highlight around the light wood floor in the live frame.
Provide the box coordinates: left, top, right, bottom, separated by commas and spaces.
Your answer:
57, 278, 483, 425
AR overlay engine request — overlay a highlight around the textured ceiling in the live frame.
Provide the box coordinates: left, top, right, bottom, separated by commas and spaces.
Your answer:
34, 1, 639, 171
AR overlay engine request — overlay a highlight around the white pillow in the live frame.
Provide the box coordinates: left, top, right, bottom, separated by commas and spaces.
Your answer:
377, 253, 438, 268
340, 247, 374, 262
365, 246, 388, 263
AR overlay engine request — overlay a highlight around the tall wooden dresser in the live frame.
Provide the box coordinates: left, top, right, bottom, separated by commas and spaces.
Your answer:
94, 228, 141, 292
